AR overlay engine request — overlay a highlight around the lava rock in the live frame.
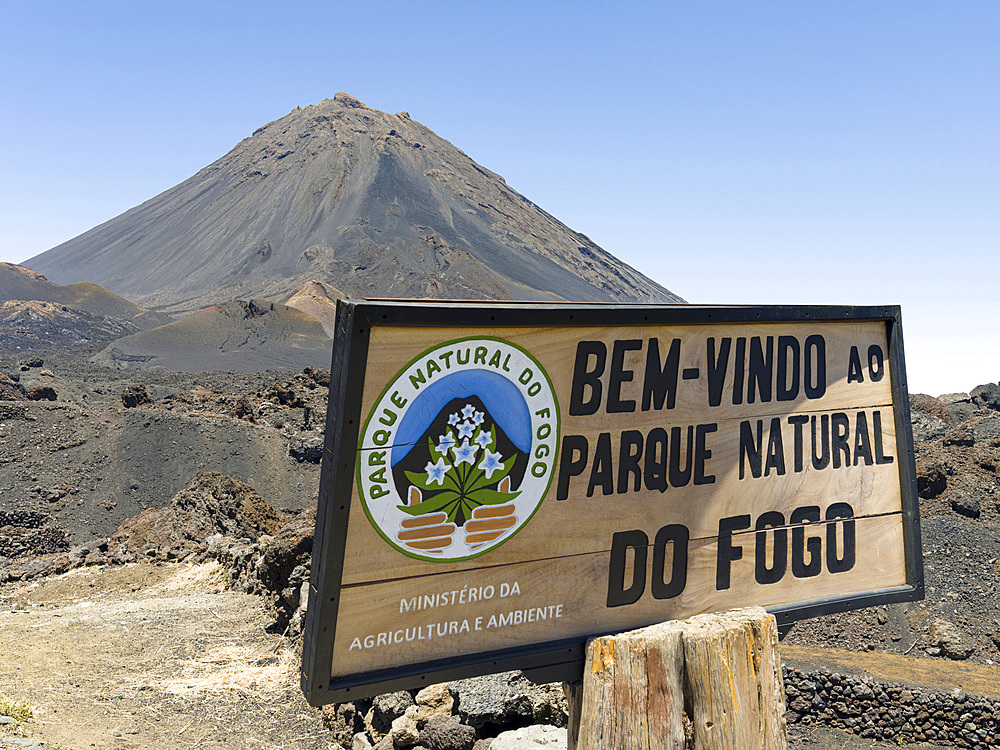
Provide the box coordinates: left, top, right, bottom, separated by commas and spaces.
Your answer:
943, 421, 976, 447
971, 415, 1000, 444
909, 394, 951, 442
0, 373, 25, 400
929, 618, 974, 660
321, 702, 362, 747
916, 460, 947, 499
416, 683, 455, 719
419, 715, 477, 750
950, 493, 981, 519
971, 382, 1000, 411
371, 690, 415, 734
121, 383, 153, 408
450, 672, 567, 734
389, 713, 420, 747
25, 386, 56, 401
490, 725, 567, 749
289, 434, 324, 463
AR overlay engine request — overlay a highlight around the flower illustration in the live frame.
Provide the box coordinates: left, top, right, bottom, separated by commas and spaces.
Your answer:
472, 410, 485, 426
425, 458, 448, 485
478, 449, 503, 478
461, 403, 477, 420
435, 432, 456, 455
452, 438, 478, 465
401, 419, 521, 527
448, 412, 460, 426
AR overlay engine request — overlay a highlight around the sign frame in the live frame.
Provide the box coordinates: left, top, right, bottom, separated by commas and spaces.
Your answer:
301, 301, 923, 706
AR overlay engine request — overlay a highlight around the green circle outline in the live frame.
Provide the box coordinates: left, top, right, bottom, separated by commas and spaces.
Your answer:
355, 334, 561, 563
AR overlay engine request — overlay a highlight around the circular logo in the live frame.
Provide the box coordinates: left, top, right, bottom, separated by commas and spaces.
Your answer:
357, 337, 560, 562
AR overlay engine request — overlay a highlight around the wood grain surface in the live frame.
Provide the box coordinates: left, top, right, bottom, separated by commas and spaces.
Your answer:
324, 317, 914, 683
331, 513, 906, 677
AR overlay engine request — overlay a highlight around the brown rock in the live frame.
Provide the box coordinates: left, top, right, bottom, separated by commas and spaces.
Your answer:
929, 618, 973, 660
415, 683, 455, 719
121, 383, 152, 408
109, 473, 285, 554
25, 386, 56, 401
0, 374, 25, 401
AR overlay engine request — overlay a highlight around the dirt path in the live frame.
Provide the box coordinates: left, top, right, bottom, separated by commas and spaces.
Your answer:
781, 644, 1000, 700
0, 562, 334, 750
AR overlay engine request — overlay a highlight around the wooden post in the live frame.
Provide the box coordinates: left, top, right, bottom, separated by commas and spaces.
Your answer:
564, 607, 787, 750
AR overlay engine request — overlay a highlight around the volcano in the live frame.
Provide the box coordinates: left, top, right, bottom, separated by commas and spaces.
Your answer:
27, 94, 682, 314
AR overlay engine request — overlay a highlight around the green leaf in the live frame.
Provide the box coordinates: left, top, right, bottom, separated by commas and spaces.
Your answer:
467, 455, 516, 494
462, 463, 485, 492
398, 490, 461, 516
441, 470, 460, 492
445, 500, 464, 525
403, 470, 431, 491
466, 488, 521, 506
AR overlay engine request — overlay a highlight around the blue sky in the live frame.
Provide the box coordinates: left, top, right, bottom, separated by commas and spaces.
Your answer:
1, 1, 997, 395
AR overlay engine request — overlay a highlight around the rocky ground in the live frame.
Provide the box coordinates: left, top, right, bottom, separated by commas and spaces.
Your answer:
0, 346, 326, 557
3, 344, 1000, 749
783, 384, 1000, 667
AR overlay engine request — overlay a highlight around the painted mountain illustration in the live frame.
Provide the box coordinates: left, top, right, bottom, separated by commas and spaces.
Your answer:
26, 93, 682, 315
391, 394, 529, 529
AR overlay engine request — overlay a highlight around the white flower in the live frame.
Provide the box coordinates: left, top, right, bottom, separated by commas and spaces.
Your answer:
456, 420, 476, 439
452, 439, 479, 465
424, 458, 448, 485
448, 412, 460, 426
435, 432, 456, 455
473, 430, 492, 449
472, 410, 485, 426
461, 403, 477, 420
478, 449, 504, 478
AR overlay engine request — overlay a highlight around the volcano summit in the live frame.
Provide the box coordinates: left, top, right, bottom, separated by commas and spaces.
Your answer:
28, 94, 681, 314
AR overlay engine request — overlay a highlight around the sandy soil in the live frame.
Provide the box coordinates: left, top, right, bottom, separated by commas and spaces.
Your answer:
0, 562, 334, 750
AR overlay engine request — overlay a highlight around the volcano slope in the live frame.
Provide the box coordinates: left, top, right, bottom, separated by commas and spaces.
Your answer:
27, 94, 682, 315
91, 299, 333, 372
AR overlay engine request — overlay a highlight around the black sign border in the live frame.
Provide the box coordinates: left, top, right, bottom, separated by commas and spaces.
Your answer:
301, 301, 923, 706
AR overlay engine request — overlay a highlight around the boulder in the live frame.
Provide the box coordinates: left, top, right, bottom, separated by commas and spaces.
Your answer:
416, 683, 455, 720
450, 672, 567, 734
909, 394, 951, 443
490, 725, 567, 749
321, 702, 362, 747
371, 691, 415, 735
972, 416, 1000, 445
390, 713, 421, 747
419, 715, 477, 750
916, 459, 947, 499
971, 382, 1000, 411
950, 493, 981, 519
929, 618, 973, 660
25, 386, 56, 401
121, 383, 152, 408
289, 433, 324, 463
0, 373, 25, 400
108, 472, 285, 553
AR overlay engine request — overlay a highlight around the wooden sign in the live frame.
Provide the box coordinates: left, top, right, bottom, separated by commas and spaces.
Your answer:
301, 302, 922, 705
